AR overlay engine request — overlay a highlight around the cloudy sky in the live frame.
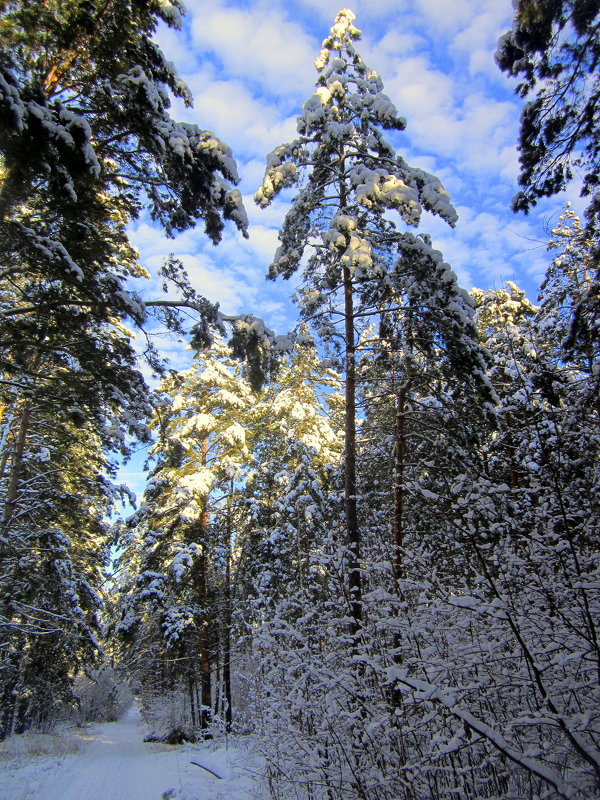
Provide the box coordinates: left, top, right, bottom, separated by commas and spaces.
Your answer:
120, 0, 587, 495
128, 0, 586, 352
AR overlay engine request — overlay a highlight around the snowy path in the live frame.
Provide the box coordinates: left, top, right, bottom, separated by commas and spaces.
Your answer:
0, 705, 261, 800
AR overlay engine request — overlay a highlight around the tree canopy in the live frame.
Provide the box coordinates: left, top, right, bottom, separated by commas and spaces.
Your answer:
496, 0, 600, 227
1, 6, 599, 799
0, 0, 248, 735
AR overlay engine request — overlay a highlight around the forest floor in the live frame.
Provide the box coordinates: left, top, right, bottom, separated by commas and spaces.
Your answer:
0, 704, 265, 800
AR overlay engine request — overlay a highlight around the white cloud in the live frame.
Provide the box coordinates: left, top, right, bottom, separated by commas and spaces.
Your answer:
410, 0, 511, 40
368, 28, 425, 60
181, 69, 298, 159
450, 5, 514, 80
380, 54, 520, 187
143, 251, 255, 313
129, 221, 216, 261
144, 0, 576, 322
416, 0, 477, 33
241, 223, 281, 262
154, 16, 198, 74
185, 0, 317, 98
291, 0, 413, 25
433, 206, 553, 291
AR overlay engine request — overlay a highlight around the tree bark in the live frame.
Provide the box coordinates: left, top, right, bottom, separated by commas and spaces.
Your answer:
393, 387, 408, 582
337, 149, 361, 637
1, 401, 32, 531
223, 481, 233, 732
343, 262, 361, 634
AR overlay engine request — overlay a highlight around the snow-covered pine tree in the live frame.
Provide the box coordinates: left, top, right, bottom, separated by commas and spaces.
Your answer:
496, 1, 600, 229
241, 340, 341, 605
0, 0, 249, 518
542, 205, 600, 410
238, 343, 348, 784
0, 0, 248, 236
255, 9, 491, 636
115, 341, 255, 736
0, 0, 248, 734
253, 10, 496, 799
0, 0, 248, 435
0, 410, 116, 737
383, 277, 600, 799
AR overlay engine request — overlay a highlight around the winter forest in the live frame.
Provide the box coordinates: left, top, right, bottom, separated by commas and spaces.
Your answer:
0, 1, 599, 799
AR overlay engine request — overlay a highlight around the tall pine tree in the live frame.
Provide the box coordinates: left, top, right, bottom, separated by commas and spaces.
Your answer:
255, 8, 491, 633
0, 0, 248, 734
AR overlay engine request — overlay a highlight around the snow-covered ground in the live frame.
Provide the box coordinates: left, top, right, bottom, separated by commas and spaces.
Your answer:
0, 705, 265, 800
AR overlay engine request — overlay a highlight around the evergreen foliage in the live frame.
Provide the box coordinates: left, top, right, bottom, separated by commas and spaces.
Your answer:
0, 0, 247, 736
0, 409, 112, 735
115, 342, 255, 734
243, 11, 599, 799
0, 6, 598, 797
255, 8, 492, 638
496, 0, 600, 227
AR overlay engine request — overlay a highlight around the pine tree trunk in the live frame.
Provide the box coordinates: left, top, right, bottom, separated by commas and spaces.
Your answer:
194, 547, 212, 731
337, 151, 361, 636
223, 632, 232, 732
393, 388, 408, 582
1, 351, 42, 533
223, 483, 233, 732
189, 675, 198, 728
343, 262, 361, 633
200, 635, 212, 730
201, 436, 209, 530
1, 402, 32, 531
197, 436, 212, 730
44, 51, 79, 95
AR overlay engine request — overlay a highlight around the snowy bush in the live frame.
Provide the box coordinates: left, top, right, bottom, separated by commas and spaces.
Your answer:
74, 666, 133, 723
140, 688, 198, 742
0, 730, 81, 759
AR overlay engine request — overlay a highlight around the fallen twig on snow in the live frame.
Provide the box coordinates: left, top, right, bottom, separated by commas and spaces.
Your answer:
190, 761, 222, 779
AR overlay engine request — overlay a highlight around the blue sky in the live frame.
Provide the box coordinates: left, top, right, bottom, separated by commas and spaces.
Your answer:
118, 0, 585, 498
130, 0, 587, 332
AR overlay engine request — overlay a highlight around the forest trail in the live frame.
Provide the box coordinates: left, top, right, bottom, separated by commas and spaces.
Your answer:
0, 705, 260, 800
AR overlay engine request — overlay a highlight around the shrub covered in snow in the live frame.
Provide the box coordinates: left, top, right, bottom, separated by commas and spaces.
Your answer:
0, 730, 81, 759
139, 688, 199, 743
74, 667, 133, 724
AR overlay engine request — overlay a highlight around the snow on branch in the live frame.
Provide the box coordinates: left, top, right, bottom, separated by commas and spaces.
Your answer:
389, 669, 576, 800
